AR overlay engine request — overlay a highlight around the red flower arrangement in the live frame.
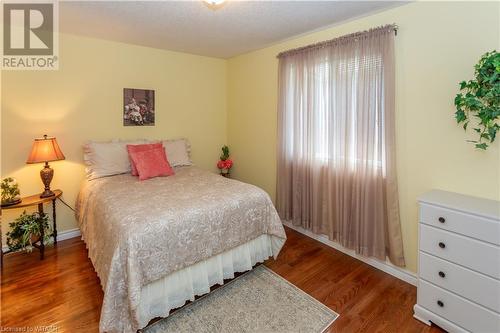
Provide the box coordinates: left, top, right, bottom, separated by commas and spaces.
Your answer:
217, 145, 233, 176
217, 159, 233, 170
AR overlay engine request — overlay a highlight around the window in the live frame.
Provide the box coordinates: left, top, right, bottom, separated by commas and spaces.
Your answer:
276, 26, 405, 267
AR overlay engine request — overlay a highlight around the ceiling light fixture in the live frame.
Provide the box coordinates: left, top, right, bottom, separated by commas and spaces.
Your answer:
204, 0, 225, 5
203, 0, 226, 9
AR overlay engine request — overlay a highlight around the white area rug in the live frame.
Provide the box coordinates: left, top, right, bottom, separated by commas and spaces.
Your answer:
144, 265, 339, 333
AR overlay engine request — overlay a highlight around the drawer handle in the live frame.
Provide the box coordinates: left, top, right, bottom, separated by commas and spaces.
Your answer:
437, 300, 444, 307
438, 242, 446, 249
438, 217, 446, 223
438, 271, 446, 278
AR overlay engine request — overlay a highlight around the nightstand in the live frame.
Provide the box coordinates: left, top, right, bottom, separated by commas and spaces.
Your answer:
1, 189, 62, 266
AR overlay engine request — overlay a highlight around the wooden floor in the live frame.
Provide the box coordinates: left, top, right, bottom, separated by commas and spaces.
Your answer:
1, 227, 444, 333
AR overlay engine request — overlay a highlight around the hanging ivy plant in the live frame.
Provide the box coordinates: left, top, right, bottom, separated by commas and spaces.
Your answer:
454, 50, 500, 150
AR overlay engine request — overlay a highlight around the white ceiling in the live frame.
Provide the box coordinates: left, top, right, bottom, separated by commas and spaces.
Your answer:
60, 1, 404, 59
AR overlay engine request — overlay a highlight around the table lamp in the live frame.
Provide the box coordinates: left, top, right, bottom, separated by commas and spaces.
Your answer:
26, 135, 65, 198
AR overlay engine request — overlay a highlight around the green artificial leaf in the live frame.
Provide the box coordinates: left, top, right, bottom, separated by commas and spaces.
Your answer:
475, 143, 488, 150
489, 125, 498, 142
455, 110, 466, 123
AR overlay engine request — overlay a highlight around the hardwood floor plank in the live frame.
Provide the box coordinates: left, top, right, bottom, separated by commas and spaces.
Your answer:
1, 227, 443, 332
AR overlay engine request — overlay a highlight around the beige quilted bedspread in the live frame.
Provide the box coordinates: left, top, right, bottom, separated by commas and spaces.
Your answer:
75, 166, 286, 333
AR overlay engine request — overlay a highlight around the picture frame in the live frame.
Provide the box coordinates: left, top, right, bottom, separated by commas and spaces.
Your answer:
123, 88, 155, 126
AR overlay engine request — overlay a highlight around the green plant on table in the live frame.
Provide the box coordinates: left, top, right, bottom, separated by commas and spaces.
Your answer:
454, 50, 500, 150
220, 145, 230, 161
6, 211, 52, 253
1, 177, 20, 205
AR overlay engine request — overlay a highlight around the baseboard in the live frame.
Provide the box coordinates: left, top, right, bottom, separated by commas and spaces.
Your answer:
2, 228, 81, 252
56, 228, 82, 242
282, 221, 417, 286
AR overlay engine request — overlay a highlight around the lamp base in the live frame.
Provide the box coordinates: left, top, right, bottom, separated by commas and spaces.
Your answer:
40, 162, 55, 198
40, 190, 55, 198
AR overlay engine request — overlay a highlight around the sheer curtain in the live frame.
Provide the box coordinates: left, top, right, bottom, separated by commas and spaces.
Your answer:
276, 25, 405, 266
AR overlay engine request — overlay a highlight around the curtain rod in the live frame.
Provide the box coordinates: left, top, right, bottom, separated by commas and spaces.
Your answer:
276, 23, 398, 59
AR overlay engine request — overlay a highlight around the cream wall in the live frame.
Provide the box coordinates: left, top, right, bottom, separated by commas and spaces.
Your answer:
1, 33, 227, 237
227, 1, 500, 272
2, 2, 499, 273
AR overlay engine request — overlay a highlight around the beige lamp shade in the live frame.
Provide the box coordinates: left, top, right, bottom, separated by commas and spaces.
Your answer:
26, 135, 65, 164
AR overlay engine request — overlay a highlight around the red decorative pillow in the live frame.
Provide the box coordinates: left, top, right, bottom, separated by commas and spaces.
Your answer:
127, 143, 163, 176
129, 147, 175, 181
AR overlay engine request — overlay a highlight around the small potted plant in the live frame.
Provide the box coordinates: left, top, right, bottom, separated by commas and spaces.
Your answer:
217, 145, 233, 177
6, 211, 51, 253
1, 177, 21, 207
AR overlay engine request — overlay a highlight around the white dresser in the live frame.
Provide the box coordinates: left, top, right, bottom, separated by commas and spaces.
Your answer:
414, 190, 500, 333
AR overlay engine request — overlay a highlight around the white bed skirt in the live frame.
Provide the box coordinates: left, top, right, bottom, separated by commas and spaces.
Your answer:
138, 234, 274, 328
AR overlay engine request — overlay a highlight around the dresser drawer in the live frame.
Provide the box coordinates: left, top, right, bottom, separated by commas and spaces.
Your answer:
419, 252, 500, 313
418, 280, 500, 333
420, 224, 500, 279
420, 203, 500, 245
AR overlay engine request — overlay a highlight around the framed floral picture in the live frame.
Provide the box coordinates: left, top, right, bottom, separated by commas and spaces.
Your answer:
123, 88, 155, 126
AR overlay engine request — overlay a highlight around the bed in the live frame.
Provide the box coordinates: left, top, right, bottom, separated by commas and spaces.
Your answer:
75, 166, 287, 333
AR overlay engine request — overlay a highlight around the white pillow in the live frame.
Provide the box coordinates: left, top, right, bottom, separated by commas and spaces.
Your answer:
162, 139, 192, 167
84, 140, 146, 180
